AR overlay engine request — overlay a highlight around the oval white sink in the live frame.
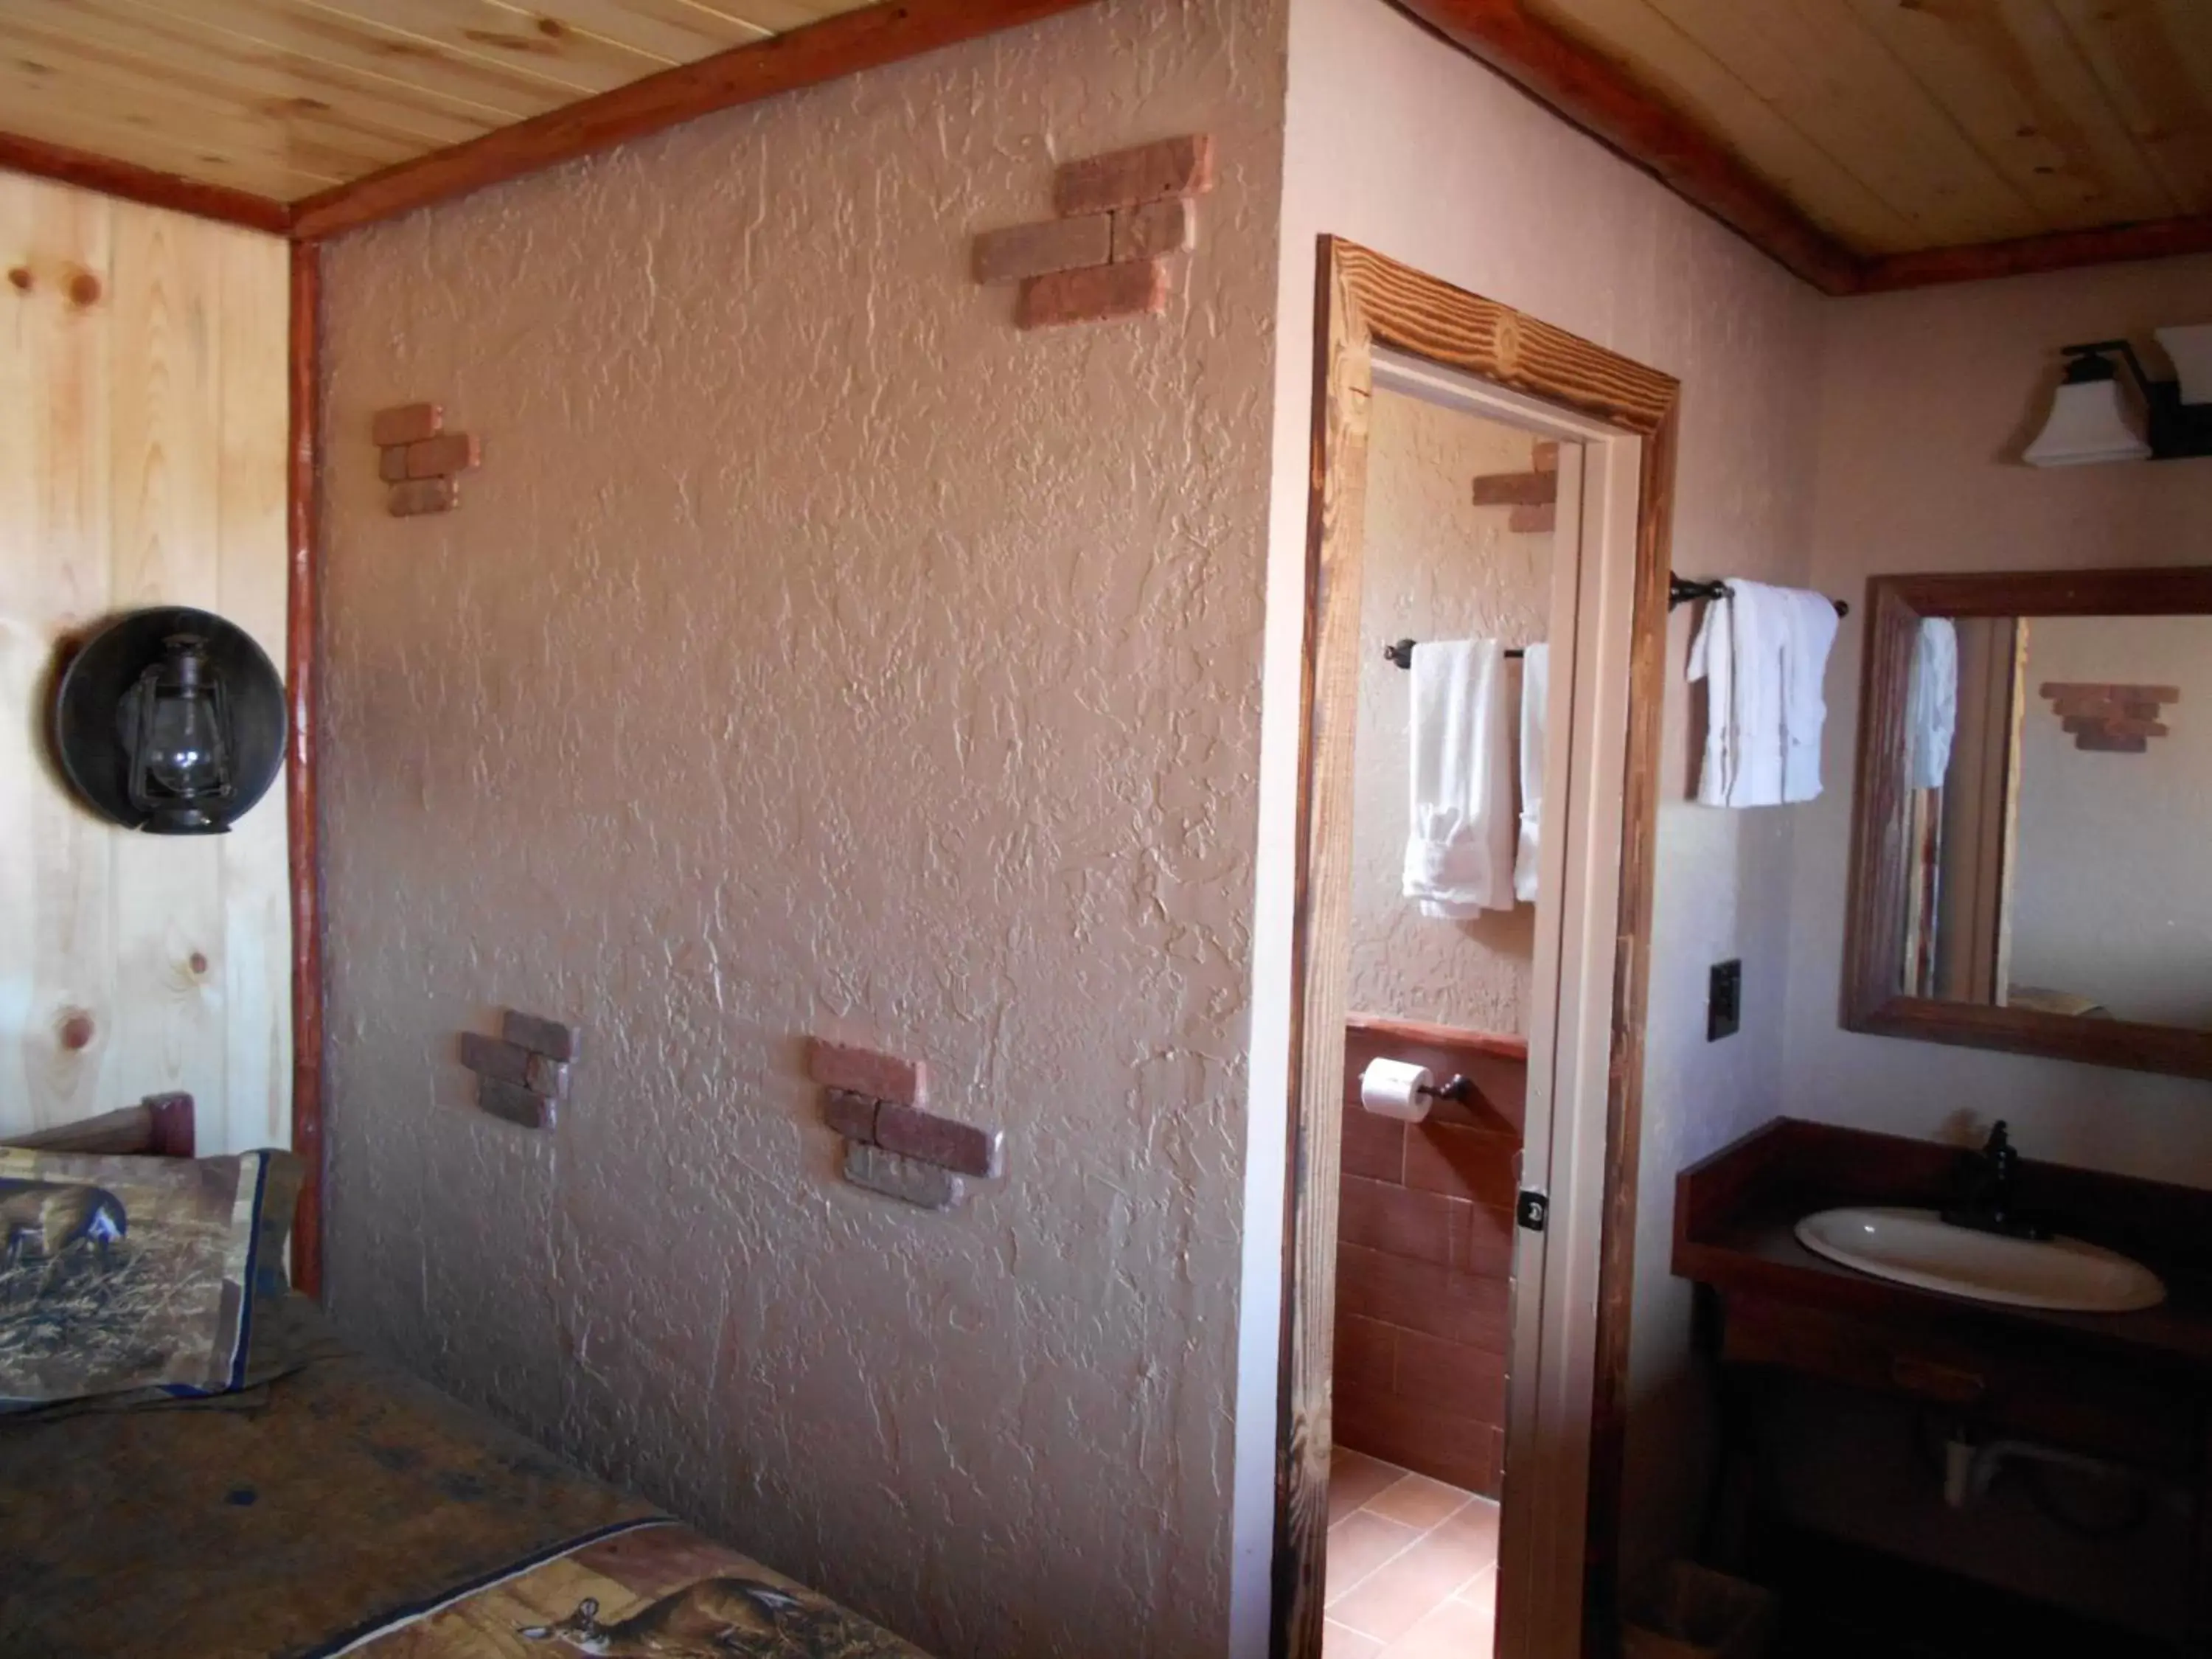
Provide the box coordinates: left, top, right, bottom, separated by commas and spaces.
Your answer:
1794, 1207, 2165, 1313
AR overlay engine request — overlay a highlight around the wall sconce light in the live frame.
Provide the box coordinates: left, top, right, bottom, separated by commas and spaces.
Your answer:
51, 608, 285, 835
2024, 328, 2212, 467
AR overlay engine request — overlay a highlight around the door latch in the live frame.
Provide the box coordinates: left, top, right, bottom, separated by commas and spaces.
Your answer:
1516, 1189, 1549, 1234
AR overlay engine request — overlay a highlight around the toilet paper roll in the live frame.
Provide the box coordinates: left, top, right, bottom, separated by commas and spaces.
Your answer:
1359, 1057, 1433, 1122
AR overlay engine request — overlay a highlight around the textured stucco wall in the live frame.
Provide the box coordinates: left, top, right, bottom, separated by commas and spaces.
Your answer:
1238, 0, 1824, 1624
317, 6, 1287, 1655
1784, 254, 2212, 1178
1346, 392, 1546, 1035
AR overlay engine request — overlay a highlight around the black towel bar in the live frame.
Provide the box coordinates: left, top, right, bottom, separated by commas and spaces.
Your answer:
1669, 574, 1848, 617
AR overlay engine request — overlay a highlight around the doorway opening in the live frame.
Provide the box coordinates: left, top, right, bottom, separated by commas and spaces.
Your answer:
1272, 240, 1680, 1659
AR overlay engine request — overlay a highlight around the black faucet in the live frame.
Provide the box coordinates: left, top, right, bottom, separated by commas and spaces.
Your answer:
1941, 1121, 2052, 1241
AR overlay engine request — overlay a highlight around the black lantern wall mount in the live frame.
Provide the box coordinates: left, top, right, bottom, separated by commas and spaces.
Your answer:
52, 608, 285, 835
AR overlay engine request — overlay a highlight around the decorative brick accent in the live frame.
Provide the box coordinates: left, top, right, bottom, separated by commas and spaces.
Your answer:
875, 1100, 1005, 1179
823, 1088, 880, 1144
807, 1038, 925, 1106
1053, 134, 1215, 216
1471, 470, 1557, 507
388, 478, 459, 517
377, 401, 479, 517
972, 214, 1112, 284
1532, 440, 1559, 473
463, 1013, 579, 1126
459, 1032, 534, 1088
1111, 196, 1194, 263
1018, 259, 1169, 329
1509, 502, 1557, 534
405, 432, 481, 479
503, 1010, 580, 1062
372, 403, 442, 446
844, 1141, 969, 1210
973, 133, 1212, 329
479, 1076, 554, 1130
2040, 681, 2177, 752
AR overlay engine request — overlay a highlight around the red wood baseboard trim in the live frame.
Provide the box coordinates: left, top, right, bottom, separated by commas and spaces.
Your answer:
0, 130, 290, 235
1857, 212, 2212, 293
287, 239, 326, 1299
287, 0, 1099, 243
1391, 0, 1864, 296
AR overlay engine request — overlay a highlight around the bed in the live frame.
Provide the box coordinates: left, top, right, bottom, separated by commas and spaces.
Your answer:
0, 1096, 926, 1659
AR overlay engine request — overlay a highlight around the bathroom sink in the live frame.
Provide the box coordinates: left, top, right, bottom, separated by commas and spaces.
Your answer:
1794, 1207, 2166, 1313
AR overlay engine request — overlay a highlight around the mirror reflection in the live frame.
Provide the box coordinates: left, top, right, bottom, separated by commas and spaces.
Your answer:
1898, 613, 2204, 1026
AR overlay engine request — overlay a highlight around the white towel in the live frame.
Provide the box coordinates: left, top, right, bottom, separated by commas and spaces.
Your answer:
1403, 639, 1515, 917
1687, 579, 1840, 807
1514, 643, 1549, 903
1905, 617, 1958, 790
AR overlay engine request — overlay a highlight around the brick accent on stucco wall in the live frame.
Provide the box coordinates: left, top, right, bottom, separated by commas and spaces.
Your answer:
1335, 1023, 1524, 1495
970, 135, 1214, 327
2039, 681, 2177, 754
373, 402, 480, 515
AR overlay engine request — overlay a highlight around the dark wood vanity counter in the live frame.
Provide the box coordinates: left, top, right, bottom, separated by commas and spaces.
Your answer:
1680, 1119, 2212, 1652
1676, 1118, 2212, 1380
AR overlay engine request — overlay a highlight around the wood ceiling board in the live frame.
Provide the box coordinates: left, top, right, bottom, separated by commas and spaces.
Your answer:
136, 0, 598, 122
1395, 0, 1865, 291
487, 0, 772, 60
0, 15, 448, 170
1630, 0, 2047, 246
0, 93, 343, 203
703, 1, 880, 31
29, 0, 509, 151
1843, 0, 2178, 231
1515, 0, 1917, 253
296, 0, 676, 97
0, 41, 415, 185
0, 130, 292, 232
2050, 0, 2212, 212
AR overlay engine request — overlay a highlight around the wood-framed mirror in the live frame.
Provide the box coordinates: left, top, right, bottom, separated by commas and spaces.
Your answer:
1843, 566, 2212, 1080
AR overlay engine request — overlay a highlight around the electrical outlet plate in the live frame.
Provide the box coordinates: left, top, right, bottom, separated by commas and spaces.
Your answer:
1708, 959, 1742, 1042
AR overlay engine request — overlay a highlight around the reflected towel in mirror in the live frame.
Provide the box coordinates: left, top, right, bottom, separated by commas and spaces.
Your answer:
1404, 639, 1515, 916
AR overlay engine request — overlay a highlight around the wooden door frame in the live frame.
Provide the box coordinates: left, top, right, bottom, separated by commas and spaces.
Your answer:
287, 237, 325, 1298
1270, 237, 1678, 1658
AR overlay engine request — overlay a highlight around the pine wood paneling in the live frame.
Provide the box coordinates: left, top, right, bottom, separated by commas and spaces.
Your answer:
0, 173, 291, 1153
0, 0, 878, 204
1522, 0, 2212, 258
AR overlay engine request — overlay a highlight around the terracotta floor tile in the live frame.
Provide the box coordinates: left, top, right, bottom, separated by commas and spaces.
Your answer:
1326, 1525, 1492, 1642
1380, 1577, 1495, 1658
1433, 1495, 1500, 1563
1325, 1509, 1423, 1605
1328, 1449, 1408, 1523
1324, 1619, 1388, 1658
1365, 1472, 1473, 1531
1455, 1566, 1499, 1613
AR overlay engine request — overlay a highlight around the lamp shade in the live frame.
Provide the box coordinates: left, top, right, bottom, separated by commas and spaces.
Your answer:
2154, 324, 2212, 406
2023, 374, 2150, 467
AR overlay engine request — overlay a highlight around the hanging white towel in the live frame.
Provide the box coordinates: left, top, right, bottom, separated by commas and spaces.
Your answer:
1905, 616, 1958, 790
1687, 579, 1840, 807
1404, 639, 1515, 917
1514, 643, 1549, 903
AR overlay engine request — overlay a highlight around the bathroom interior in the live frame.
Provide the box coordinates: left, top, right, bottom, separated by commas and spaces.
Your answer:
1321, 383, 1559, 1655
1327, 313, 2212, 1659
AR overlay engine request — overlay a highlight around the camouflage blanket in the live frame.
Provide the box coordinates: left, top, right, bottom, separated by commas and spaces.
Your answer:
0, 1339, 925, 1659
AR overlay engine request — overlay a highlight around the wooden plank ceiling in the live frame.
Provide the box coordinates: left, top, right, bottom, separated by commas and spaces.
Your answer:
1520, 0, 2212, 259
0, 0, 877, 203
